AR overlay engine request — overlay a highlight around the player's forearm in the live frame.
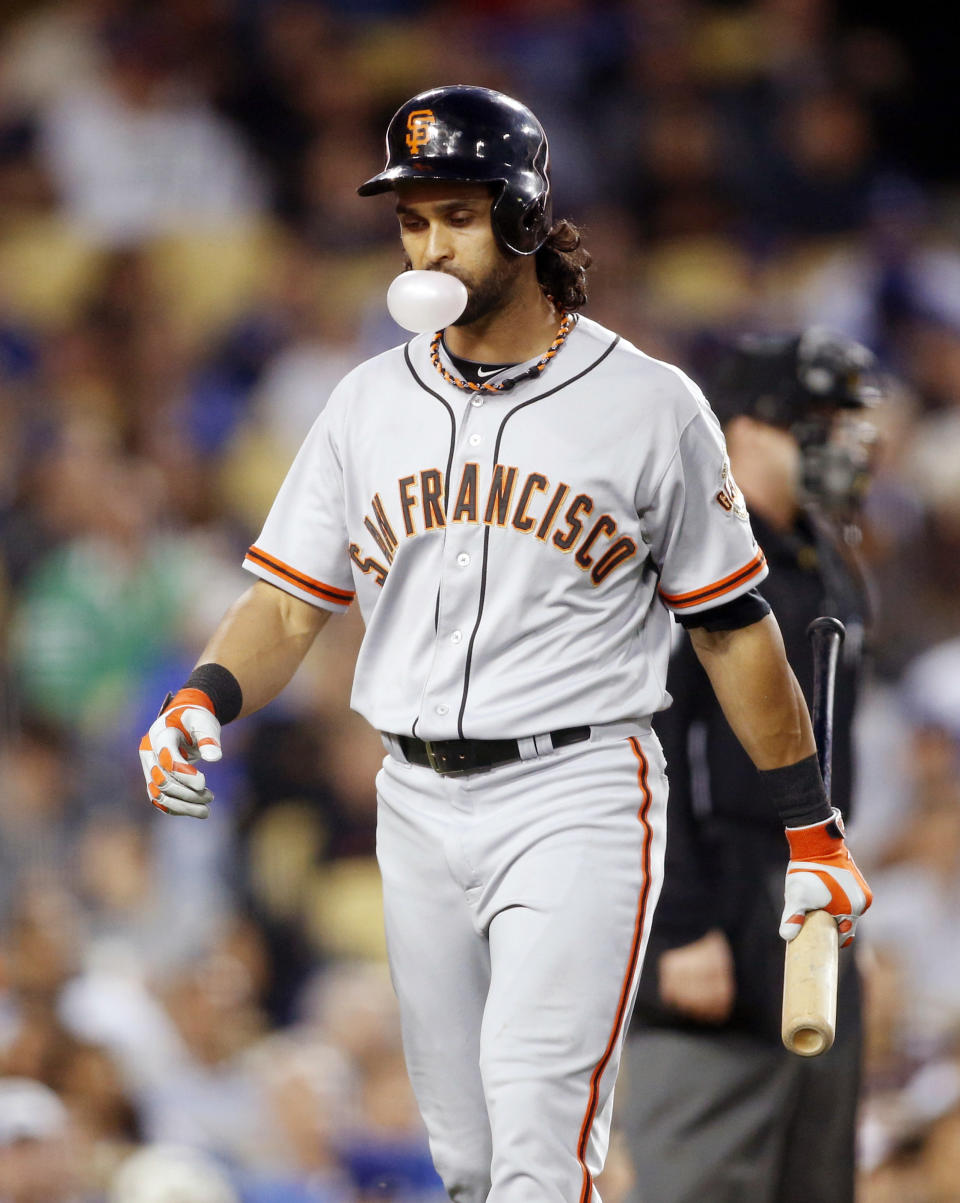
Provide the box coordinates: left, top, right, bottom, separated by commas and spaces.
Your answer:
688, 613, 815, 771
195, 580, 331, 718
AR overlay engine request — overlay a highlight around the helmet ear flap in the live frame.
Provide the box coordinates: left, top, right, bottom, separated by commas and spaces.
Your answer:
491, 184, 551, 255
522, 196, 547, 235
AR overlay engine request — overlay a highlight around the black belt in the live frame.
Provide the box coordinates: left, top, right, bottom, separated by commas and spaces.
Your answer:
395, 726, 591, 777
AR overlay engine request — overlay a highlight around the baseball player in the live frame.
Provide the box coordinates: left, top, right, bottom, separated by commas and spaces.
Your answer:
138, 87, 871, 1203
621, 329, 878, 1203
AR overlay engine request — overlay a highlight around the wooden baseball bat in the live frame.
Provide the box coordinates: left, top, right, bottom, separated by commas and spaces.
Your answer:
781, 616, 845, 1057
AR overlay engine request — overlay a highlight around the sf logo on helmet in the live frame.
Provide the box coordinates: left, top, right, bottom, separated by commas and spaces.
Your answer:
405, 109, 436, 154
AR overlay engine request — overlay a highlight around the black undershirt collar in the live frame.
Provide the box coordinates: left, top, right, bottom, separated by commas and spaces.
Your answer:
443, 339, 517, 386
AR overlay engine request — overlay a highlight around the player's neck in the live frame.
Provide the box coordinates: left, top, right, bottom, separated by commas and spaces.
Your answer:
726, 418, 802, 533
731, 454, 800, 531
743, 490, 801, 533
443, 284, 561, 366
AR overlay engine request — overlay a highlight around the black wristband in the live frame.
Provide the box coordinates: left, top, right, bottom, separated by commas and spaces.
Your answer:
183, 663, 243, 725
759, 753, 833, 828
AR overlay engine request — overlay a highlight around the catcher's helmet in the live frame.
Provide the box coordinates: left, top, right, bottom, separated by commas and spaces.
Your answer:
358, 85, 552, 256
708, 327, 877, 428
708, 327, 880, 515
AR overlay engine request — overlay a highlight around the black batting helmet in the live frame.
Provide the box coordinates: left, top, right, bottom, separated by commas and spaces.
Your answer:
358, 85, 552, 256
707, 327, 878, 429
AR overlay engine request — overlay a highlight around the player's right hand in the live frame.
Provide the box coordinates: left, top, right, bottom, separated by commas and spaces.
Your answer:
138, 689, 222, 819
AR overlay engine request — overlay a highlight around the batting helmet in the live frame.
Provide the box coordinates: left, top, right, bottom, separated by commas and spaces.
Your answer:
707, 327, 878, 429
358, 85, 552, 256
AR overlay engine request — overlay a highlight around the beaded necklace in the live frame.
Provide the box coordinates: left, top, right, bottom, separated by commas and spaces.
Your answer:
429, 311, 574, 394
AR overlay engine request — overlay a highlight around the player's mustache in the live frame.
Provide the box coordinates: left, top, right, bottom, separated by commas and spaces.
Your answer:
402, 258, 471, 289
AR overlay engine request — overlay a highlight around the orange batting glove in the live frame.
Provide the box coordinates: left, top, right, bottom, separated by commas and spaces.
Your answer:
138, 689, 222, 819
780, 808, 872, 948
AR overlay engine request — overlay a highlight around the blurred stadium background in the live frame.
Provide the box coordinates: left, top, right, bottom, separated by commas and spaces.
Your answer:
0, 1, 959, 1199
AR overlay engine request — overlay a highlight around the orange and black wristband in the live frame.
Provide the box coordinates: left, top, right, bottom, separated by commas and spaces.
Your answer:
760, 753, 833, 829
180, 663, 243, 725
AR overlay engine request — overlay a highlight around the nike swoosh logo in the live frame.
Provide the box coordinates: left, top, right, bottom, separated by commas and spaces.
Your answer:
476, 366, 503, 378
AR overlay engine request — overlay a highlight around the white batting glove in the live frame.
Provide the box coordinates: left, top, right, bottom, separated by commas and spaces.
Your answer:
139, 689, 222, 819
780, 808, 872, 948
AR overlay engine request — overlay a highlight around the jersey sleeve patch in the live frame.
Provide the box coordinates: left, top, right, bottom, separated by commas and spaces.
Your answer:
715, 456, 749, 520
244, 545, 355, 608
659, 548, 767, 611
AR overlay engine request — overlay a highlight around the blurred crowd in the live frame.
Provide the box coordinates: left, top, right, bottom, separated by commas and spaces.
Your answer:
1, 0, 959, 1199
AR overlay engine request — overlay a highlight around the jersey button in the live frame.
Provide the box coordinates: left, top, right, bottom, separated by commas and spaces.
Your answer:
451, 630, 463, 644
435, 704, 449, 716
468, 433, 482, 446
470, 396, 483, 408
456, 552, 471, 567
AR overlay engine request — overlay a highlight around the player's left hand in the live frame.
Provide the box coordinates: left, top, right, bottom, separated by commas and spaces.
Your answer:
138, 689, 222, 819
780, 808, 872, 948
658, 929, 736, 1024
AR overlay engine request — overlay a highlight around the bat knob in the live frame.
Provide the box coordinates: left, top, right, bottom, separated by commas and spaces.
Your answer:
806, 616, 845, 644
785, 1021, 833, 1058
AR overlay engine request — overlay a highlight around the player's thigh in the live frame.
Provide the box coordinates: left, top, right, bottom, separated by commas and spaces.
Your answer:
481, 734, 665, 1056
620, 1028, 793, 1203
477, 734, 666, 1162
376, 758, 492, 1180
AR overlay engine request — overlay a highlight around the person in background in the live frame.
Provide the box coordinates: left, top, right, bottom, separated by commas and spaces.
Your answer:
0, 1077, 82, 1203
108, 1142, 240, 1203
621, 327, 879, 1203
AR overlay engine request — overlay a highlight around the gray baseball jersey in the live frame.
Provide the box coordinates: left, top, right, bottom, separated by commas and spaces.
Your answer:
242, 314, 767, 737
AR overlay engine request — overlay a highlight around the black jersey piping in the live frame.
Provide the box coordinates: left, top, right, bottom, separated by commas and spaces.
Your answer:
398, 335, 622, 737
404, 343, 459, 506
406, 333, 620, 737
403, 342, 458, 738
456, 336, 620, 736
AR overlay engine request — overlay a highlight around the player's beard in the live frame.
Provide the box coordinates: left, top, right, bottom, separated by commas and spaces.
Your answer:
404, 254, 525, 327
448, 255, 525, 326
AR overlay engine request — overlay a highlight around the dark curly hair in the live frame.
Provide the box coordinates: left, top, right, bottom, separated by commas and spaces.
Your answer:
536, 219, 592, 311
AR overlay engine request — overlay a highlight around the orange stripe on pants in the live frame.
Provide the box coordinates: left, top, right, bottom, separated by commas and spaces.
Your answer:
577, 736, 654, 1203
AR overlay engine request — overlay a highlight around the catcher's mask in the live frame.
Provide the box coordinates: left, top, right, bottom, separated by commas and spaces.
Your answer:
708, 327, 881, 515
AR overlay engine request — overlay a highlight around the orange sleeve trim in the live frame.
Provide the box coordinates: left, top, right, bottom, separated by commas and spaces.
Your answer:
576, 737, 655, 1203
658, 548, 767, 610
245, 546, 355, 606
